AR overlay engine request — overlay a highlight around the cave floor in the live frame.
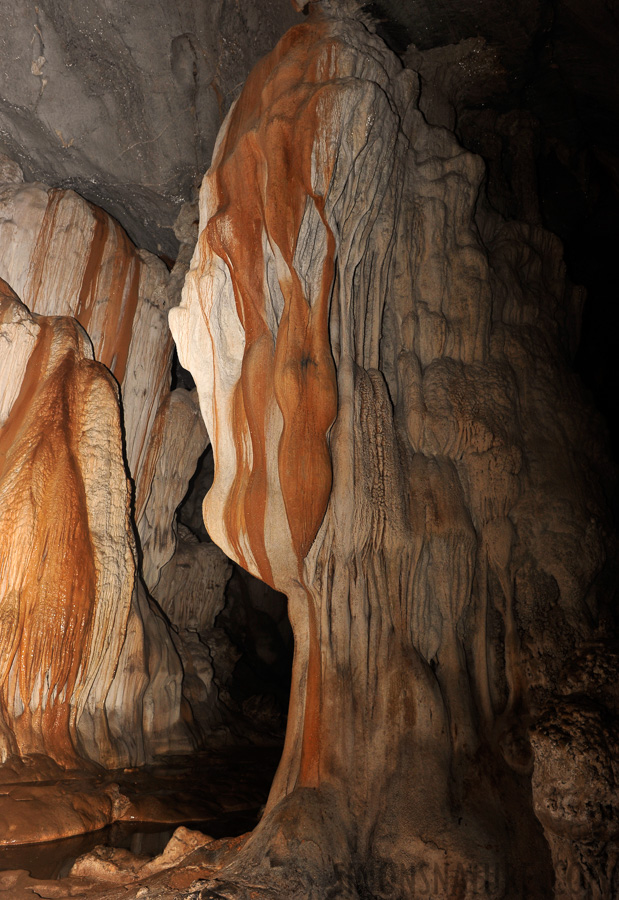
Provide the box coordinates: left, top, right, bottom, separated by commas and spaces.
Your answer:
0, 745, 281, 899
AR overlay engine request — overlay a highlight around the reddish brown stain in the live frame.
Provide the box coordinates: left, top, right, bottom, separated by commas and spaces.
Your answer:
27, 189, 64, 312
204, 20, 339, 585
95, 218, 142, 385
75, 203, 109, 332
26, 190, 142, 388
0, 306, 102, 762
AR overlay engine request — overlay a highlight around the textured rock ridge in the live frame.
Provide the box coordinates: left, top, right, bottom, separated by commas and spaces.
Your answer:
171, 6, 615, 897
0, 173, 173, 499
0, 179, 202, 767
0, 280, 135, 765
136, 387, 209, 593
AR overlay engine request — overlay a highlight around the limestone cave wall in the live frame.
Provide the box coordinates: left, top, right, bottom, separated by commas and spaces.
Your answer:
0, 1, 617, 898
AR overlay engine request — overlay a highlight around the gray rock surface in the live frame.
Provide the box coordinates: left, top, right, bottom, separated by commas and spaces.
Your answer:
0, 0, 300, 256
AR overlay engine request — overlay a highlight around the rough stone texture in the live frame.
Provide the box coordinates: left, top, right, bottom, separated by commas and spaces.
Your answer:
171, 7, 616, 897
154, 526, 232, 636
153, 525, 233, 739
0, 172, 173, 499
0, 280, 135, 766
0, 0, 301, 256
171, 445, 293, 740
0, 276, 194, 769
136, 388, 209, 593
372, 0, 549, 58
91, 579, 195, 768
70, 825, 214, 883
530, 641, 619, 899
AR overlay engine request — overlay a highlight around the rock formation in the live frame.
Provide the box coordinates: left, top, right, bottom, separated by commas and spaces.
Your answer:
136, 388, 209, 593
0, 0, 616, 895
0, 0, 300, 256
0, 173, 203, 769
0, 157, 291, 775
0, 171, 173, 501
171, 4, 617, 897
0, 280, 135, 766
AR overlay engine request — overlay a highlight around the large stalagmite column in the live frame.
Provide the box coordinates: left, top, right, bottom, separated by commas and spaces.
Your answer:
170, 5, 614, 897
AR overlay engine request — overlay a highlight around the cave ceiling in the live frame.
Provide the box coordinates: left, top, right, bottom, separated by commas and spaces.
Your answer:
0, 0, 615, 250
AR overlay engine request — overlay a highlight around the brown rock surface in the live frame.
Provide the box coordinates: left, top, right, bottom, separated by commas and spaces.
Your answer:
171, 5, 616, 897
0, 280, 135, 766
0, 174, 173, 499
0, 278, 193, 769
0, 164, 225, 770
530, 641, 619, 898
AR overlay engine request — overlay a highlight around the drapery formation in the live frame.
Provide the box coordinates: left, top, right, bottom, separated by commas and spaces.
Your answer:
171, 8, 614, 897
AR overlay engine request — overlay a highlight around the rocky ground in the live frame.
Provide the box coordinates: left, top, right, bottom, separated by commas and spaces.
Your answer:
0, 748, 281, 900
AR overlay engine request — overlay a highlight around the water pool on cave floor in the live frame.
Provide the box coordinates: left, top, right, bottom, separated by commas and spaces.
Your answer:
0, 745, 282, 880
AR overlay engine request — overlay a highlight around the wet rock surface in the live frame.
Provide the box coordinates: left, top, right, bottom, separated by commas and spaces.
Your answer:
0, 748, 280, 898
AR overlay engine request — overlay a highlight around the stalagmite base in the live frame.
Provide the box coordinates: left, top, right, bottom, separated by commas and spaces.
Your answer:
168, 5, 616, 898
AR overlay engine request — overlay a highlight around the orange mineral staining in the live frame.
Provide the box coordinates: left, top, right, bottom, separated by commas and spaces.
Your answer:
75, 203, 109, 330
26, 188, 144, 389
0, 289, 115, 762
204, 20, 339, 581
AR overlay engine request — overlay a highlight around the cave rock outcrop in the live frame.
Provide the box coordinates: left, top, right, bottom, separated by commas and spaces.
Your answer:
0, 170, 172, 499
0, 174, 203, 768
171, 6, 616, 897
0, 281, 142, 767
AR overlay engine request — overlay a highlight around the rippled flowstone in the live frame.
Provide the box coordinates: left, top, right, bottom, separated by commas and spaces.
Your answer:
0, 280, 137, 766
0, 169, 173, 501
170, 2, 617, 897
0, 279, 193, 770
0, 162, 229, 769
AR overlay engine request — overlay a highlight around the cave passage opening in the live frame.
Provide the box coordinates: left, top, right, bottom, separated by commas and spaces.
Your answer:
174, 436, 295, 742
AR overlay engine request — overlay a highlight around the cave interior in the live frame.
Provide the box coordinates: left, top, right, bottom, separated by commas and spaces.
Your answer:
0, 0, 618, 898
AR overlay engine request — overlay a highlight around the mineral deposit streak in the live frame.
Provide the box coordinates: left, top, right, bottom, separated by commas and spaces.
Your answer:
0, 311, 98, 762
26, 189, 143, 388
206, 22, 338, 586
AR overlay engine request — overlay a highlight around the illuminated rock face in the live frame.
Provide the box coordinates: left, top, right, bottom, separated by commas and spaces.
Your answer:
0, 188, 199, 768
0, 281, 135, 765
0, 279, 195, 768
0, 171, 210, 768
171, 8, 615, 897
0, 175, 173, 500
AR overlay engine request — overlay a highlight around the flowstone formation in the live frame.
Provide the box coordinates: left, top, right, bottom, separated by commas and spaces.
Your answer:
0, 157, 290, 788
0, 168, 174, 501
0, 166, 217, 772
0, 280, 136, 766
171, 4, 617, 898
